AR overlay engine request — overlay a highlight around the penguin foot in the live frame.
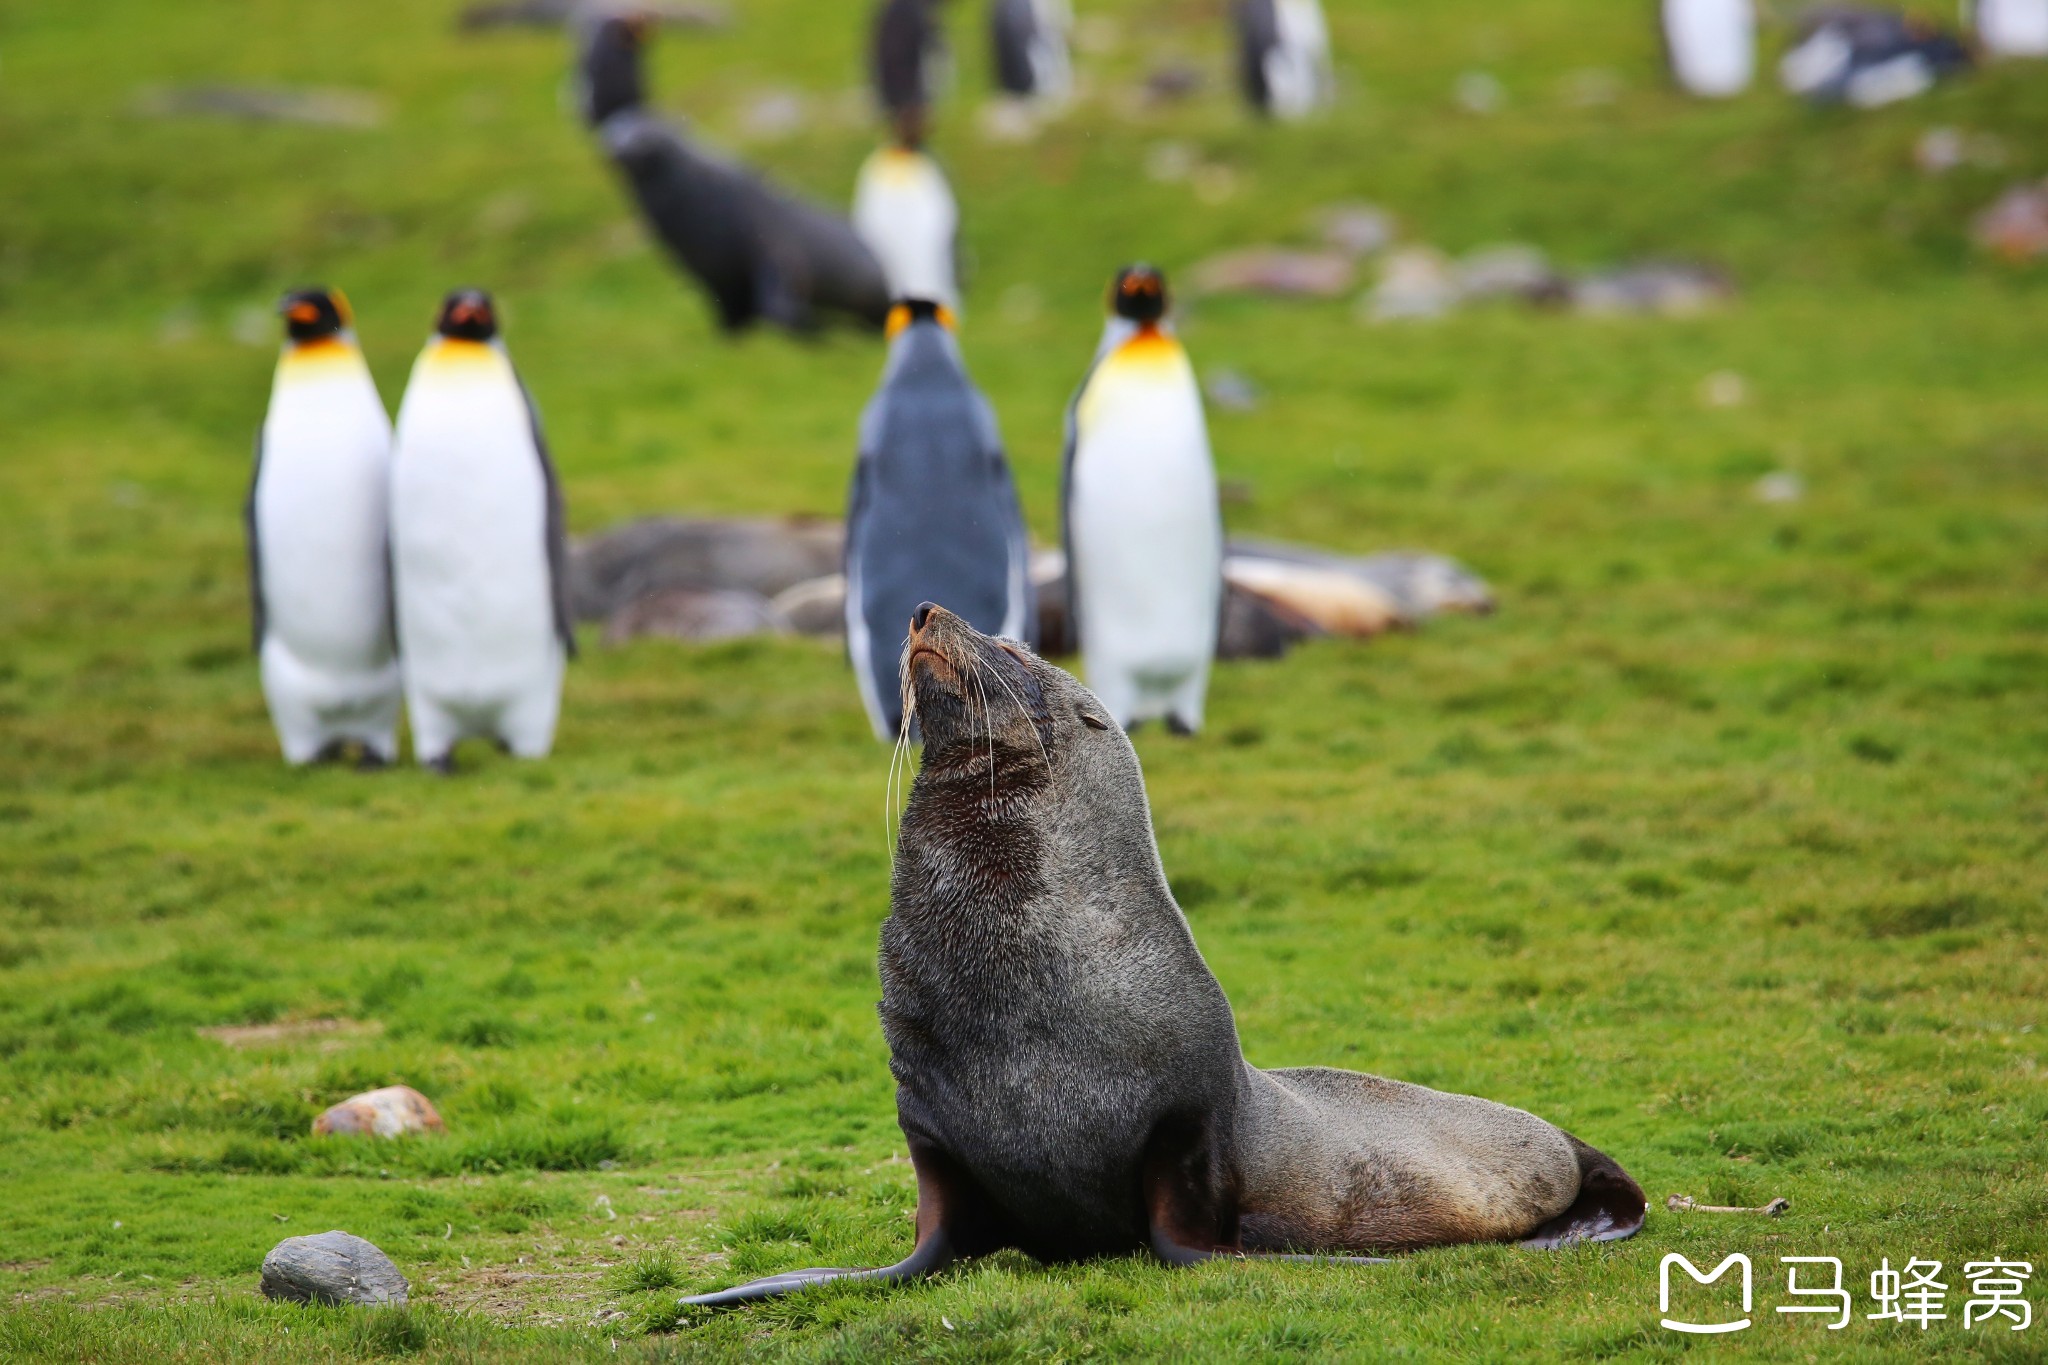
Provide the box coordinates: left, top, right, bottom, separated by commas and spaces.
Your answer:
355, 749, 392, 773
424, 754, 458, 776
313, 740, 351, 765
1166, 716, 1199, 738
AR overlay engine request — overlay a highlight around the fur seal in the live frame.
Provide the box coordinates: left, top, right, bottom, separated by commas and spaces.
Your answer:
681, 606, 1645, 1306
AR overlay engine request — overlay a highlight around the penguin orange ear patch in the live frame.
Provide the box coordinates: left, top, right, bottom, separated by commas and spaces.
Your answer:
331, 290, 354, 327
886, 304, 912, 340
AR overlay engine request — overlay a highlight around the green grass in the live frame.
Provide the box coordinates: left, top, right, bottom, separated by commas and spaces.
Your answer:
3, 0, 2046, 1359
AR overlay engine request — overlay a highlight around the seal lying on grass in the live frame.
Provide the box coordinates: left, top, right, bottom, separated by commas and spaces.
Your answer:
683, 605, 1644, 1305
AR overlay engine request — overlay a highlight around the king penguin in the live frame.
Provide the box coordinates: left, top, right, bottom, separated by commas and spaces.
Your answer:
845, 300, 1033, 740
247, 287, 401, 766
852, 138, 961, 311
389, 290, 575, 772
873, 0, 949, 147
1233, 0, 1334, 119
577, 11, 889, 335
990, 0, 1073, 102
1061, 265, 1222, 734
1661, 0, 1756, 97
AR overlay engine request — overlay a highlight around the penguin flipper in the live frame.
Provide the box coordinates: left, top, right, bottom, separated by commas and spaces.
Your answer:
520, 380, 578, 660
1056, 360, 1097, 651
246, 429, 267, 651
843, 453, 896, 741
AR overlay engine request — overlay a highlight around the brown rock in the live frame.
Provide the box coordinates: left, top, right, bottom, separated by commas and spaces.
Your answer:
1973, 180, 2048, 262
1190, 248, 1356, 298
312, 1085, 444, 1138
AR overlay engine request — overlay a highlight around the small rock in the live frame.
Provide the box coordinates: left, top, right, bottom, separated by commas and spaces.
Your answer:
603, 587, 790, 645
1560, 67, 1622, 107
1973, 179, 2048, 262
1203, 367, 1261, 413
1457, 243, 1562, 302
261, 1231, 408, 1307
1316, 203, 1395, 258
1364, 246, 1458, 322
312, 1085, 443, 1139
1144, 141, 1197, 183
1753, 471, 1805, 504
1190, 247, 1354, 298
977, 98, 1042, 144
1699, 370, 1748, 408
735, 89, 807, 143
1915, 126, 1966, 175
1454, 70, 1505, 114
1570, 261, 1733, 317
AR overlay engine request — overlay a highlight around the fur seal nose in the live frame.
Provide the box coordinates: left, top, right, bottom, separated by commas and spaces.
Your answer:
911, 602, 938, 633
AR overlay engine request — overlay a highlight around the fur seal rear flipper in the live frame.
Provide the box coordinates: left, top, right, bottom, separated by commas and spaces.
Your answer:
681, 606, 1644, 1307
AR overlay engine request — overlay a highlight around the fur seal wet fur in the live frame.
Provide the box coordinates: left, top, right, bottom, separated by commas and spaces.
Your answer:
682, 605, 1644, 1305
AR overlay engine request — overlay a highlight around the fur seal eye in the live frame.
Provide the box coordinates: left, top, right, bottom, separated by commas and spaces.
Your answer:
1077, 708, 1110, 730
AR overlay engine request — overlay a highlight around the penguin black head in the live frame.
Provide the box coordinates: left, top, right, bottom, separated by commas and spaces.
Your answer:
435, 289, 499, 342
1109, 265, 1168, 324
886, 297, 957, 339
578, 10, 652, 126
279, 288, 351, 343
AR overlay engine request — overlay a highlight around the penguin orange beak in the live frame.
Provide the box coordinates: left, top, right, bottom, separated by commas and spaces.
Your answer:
449, 301, 485, 328
286, 301, 321, 325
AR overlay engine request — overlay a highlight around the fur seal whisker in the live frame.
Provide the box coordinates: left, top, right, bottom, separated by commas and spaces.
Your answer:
976, 644, 1054, 796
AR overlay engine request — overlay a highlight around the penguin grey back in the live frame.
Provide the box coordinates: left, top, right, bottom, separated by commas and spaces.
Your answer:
845, 317, 1033, 737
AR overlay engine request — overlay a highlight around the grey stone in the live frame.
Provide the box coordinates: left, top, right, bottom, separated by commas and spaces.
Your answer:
260, 1231, 408, 1307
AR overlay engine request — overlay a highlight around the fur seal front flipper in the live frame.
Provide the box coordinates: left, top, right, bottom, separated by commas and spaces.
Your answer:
681, 606, 1644, 1307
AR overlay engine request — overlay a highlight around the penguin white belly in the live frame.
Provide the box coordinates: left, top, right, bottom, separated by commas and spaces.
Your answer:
1027, 0, 1074, 100
1980, 0, 2048, 56
1072, 351, 1221, 728
254, 348, 400, 763
1663, 0, 1756, 97
1265, 0, 1333, 118
853, 150, 959, 309
391, 345, 563, 759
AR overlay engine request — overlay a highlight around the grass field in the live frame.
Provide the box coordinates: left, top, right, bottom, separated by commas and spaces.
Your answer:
3, 0, 2047, 1359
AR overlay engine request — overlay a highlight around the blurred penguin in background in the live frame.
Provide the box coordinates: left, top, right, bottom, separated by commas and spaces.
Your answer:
1661, 0, 1756, 97
990, 0, 1073, 103
1973, 0, 2048, 57
1233, 0, 1333, 119
247, 288, 401, 767
873, 0, 950, 147
852, 138, 961, 310
845, 300, 1033, 740
577, 11, 890, 334
390, 291, 575, 772
1061, 266, 1221, 734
